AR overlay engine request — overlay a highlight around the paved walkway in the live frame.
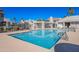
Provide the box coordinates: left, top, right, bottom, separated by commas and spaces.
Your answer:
58, 29, 79, 45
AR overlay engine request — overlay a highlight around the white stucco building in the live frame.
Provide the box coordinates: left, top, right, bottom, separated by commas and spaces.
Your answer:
58, 15, 79, 29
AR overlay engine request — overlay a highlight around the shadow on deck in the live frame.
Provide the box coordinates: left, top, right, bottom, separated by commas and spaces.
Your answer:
54, 43, 79, 52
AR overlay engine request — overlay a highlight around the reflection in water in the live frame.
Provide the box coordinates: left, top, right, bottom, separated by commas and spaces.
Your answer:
30, 30, 57, 38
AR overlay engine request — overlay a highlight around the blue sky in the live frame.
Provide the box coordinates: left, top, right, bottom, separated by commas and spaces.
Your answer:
1, 7, 79, 22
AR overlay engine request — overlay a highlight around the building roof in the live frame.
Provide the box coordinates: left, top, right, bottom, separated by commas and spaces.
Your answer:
48, 16, 62, 22
58, 15, 79, 22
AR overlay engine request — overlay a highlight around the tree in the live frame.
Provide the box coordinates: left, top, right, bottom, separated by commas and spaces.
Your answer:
68, 7, 74, 16
13, 17, 16, 24
12, 17, 18, 31
64, 15, 67, 18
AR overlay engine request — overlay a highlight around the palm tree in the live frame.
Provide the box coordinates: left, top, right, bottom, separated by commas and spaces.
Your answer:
13, 17, 16, 24
12, 17, 18, 31
68, 7, 74, 16
20, 18, 25, 29
37, 18, 42, 21
64, 15, 67, 18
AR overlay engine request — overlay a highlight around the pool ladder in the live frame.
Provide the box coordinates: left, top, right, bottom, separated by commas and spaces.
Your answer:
62, 32, 69, 41
57, 31, 69, 41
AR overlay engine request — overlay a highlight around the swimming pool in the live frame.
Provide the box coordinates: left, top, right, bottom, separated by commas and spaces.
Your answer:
9, 30, 64, 49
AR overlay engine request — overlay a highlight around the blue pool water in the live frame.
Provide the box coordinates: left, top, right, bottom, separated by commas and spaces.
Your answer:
9, 30, 64, 49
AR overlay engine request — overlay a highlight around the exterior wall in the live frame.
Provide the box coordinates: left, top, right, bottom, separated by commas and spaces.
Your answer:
36, 23, 42, 28
58, 22, 79, 29
70, 22, 79, 28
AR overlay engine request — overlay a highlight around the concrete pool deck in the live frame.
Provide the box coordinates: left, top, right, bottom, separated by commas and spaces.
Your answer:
0, 29, 79, 52
0, 30, 54, 52
58, 29, 79, 46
